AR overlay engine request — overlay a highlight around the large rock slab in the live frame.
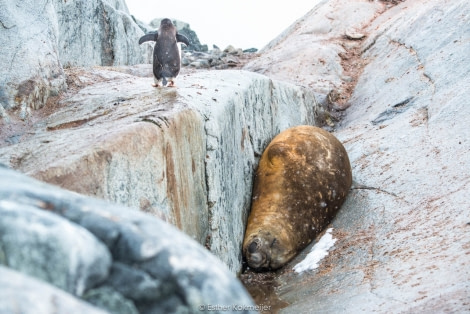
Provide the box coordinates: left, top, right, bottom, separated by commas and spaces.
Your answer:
0, 0, 66, 119
244, 0, 384, 96
0, 67, 321, 273
254, 0, 470, 312
0, 165, 256, 313
51, 0, 152, 67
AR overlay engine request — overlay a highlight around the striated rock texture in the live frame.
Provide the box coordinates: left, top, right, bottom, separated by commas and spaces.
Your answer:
0, 165, 256, 313
51, 0, 152, 67
242, 0, 470, 312
0, 67, 322, 274
0, 0, 66, 119
244, 0, 383, 105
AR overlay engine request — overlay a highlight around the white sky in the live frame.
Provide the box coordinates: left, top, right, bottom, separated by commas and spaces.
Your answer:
126, 0, 320, 50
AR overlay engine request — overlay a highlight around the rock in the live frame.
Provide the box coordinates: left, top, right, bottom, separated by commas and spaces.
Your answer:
190, 59, 211, 68
0, 0, 67, 119
344, 29, 365, 40
0, 67, 322, 274
243, 0, 383, 95
0, 200, 112, 296
243, 48, 258, 53
224, 45, 244, 56
241, 0, 470, 312
51, 0, 152, 67
181, 47, 254, 70
0, 0, 152, 121
0, 165, 256, 312
83, 286, 139, 314
0, 266, 108, 314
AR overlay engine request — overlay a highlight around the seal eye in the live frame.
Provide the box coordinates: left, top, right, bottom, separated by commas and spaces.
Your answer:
248, 241, 258, 253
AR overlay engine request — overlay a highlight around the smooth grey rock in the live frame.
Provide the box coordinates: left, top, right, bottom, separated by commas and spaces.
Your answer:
105, 262, 162, 302
190, 60, 210, 68
0, 166, 256, 312
0, 0, 66, 118
0, 200, 112, 296
0, 68, 321, 273
51, 0, 152, 67
0, 266, 108, 314
84, 286, 139, 314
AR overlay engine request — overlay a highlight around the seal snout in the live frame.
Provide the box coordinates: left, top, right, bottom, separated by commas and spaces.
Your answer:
245, 238, 269, 269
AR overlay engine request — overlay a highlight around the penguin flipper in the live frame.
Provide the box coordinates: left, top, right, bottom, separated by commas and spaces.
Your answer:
139, 32, 158, 45
176, 33, 190, 46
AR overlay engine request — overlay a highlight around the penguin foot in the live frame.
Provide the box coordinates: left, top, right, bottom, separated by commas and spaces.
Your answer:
168, 80, 175, 87
152, 83, 160, 87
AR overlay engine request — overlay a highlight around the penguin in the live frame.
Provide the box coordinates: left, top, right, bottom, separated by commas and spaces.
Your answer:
139, 19, 190, 87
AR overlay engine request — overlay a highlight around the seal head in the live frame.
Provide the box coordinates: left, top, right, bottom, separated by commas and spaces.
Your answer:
138, 18, 190, 87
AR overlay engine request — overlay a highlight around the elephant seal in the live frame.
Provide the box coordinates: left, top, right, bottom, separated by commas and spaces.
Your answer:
139, 18, 190, 87
243, 125, 352, 270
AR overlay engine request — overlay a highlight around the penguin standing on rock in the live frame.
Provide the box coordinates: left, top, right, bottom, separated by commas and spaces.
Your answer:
139, 19, 190, 87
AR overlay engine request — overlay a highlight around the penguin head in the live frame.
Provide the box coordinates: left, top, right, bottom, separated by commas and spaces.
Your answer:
160, 18, 174, 30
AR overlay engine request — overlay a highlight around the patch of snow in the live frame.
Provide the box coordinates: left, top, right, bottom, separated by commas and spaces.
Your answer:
293, 228, 336, 273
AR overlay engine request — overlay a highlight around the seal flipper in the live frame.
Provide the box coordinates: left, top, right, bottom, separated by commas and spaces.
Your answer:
139, 32, 158, 45
176, 33, 190, 46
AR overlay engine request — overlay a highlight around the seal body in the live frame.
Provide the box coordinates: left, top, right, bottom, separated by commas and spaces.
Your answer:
139, 19, 189, 87
243, 125, 352, 270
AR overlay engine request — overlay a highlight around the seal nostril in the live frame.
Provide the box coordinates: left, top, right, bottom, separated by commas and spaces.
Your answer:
248, 241, 258, 253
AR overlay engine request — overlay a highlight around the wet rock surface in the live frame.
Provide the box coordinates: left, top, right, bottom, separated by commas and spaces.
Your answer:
0, 166, 256, 313
241, 0, 470, 312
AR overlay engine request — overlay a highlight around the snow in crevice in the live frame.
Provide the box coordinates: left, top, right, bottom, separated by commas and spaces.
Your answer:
293, 228, 336, 273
